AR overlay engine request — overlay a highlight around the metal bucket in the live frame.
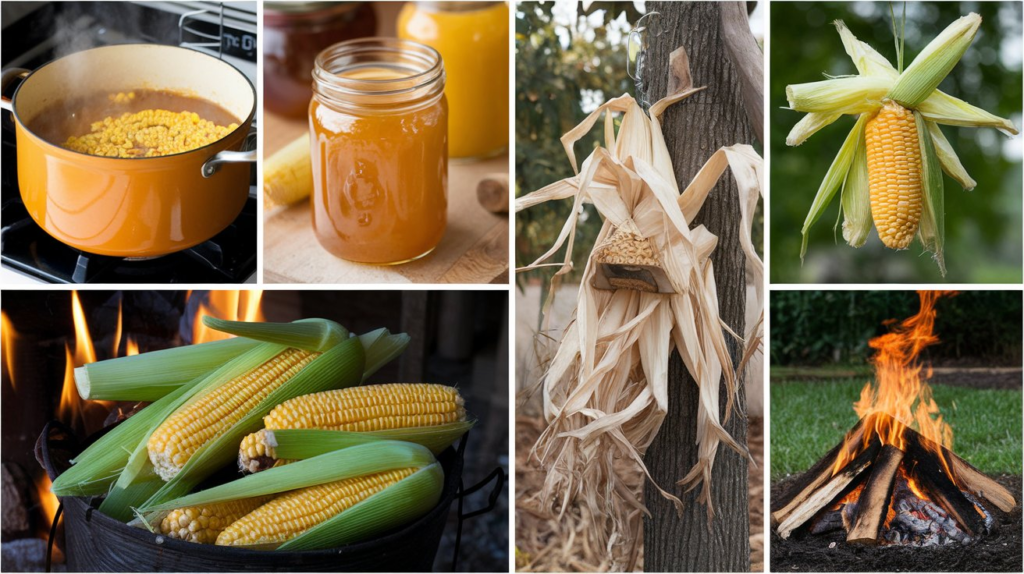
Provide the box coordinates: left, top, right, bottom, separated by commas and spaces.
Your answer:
41, 421, 503, 572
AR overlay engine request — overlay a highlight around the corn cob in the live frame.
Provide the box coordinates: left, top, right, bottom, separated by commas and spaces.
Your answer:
215, 467, 417, 546
263, 133, 312, 208
238, 383, 465, 473
147, 348, 319, 481
865, 102, 923, 250
159, 496, 273, 544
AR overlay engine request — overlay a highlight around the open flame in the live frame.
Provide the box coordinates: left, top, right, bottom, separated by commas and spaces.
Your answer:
191, 290, 264, 344
2, 310, 15, 389
833, 291, 958, 481
58, 293, 111, 432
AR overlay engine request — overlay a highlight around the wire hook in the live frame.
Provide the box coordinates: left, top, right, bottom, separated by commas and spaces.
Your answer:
626, 11, 661, 111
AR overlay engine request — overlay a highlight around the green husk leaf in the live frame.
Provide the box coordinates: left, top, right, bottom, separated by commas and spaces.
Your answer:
203, 317, 349, 352
138, 337, 366, 510
888, 13, 981, 107
801, 112, 871, 261
98, 477, 163, 522
138, 441, 436, 516
358, 328, 410, 382
75, 337, 261, 401
96, 343, 288, 513
268, 421, 474, 459
834, 20, 899, 79
786, 77, 891, 114
787, 112, 843, 146
916, 112, 947, 276
52, 343, 286, 497
917, 90, 1019, 135
926, 121, 977, 191
840, 134, 872, 248
279, 462, 444, 551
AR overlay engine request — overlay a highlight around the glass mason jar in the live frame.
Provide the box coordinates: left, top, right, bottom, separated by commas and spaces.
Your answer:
310, 38, 448, 264
264, 2, 377, 118
397, 1, 508, 160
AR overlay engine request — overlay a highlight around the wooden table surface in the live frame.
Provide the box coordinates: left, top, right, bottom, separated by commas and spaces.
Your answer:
261, 112, 509, 284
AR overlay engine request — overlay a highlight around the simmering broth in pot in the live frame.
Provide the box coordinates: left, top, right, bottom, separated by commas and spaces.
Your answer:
27, 89, 241, 158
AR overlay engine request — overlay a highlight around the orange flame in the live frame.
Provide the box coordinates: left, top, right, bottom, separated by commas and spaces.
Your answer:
59, 292, 113, 435
36, 475, 60, 536
126, 336, 140, 356
833, 291, 958, 482
2, 311, 15, 390
112, 300, 123, 357
192, 290, 264, 344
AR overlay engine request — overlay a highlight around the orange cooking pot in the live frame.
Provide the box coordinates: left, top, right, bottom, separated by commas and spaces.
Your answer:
0, 44, 257, 258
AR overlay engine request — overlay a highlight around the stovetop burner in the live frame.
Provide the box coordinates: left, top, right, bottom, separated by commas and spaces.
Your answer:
1, 1, 258, 284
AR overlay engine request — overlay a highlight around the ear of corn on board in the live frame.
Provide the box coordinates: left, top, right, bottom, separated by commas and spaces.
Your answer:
51, 316, 470, 551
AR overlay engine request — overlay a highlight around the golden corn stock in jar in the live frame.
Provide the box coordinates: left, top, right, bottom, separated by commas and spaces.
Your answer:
310, 38, 448, 264
398, 1, 508, 160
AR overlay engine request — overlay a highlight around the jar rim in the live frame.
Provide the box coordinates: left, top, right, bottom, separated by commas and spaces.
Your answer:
313, 37, 444, 103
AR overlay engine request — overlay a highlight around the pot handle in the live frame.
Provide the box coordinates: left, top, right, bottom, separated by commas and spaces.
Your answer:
202, 123, 258, 178
1, 68, 30, 113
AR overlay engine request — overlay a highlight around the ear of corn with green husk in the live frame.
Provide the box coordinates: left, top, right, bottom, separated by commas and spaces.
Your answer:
238, 383, 468, 473
514, 46, 763, 571
98, 336, 364, 521
787, 14, 1018, 274
53, 319, 407, 516
136, 441, 442, 550
74, 337, 261, 401
246, 422, 473, 463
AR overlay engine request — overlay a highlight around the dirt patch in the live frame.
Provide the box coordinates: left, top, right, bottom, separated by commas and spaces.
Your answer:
770, 475, 1023, 572
515, 415, 764, 572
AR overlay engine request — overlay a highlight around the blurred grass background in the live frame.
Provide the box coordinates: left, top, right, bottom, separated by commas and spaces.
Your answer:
770, 1, 1023, 283
770, 379, 1023, 480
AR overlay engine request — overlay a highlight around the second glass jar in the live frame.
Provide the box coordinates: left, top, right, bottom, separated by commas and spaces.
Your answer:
398, 1, 509, 160
310, 38, 448, 265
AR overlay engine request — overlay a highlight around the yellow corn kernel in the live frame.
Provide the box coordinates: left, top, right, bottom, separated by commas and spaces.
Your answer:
64, 96, 237, 158
215, 468, 417, 546
147, 348, 319, 481
864, 101, 923, 250
159, 496, 272, 544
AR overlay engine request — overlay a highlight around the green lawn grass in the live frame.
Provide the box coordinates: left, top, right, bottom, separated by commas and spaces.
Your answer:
770, 379, 1022, 481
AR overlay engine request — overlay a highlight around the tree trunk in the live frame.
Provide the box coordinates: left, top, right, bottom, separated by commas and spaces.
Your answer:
642, 2, 755, 571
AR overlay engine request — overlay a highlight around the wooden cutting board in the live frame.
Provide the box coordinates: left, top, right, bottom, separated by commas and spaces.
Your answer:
262, 112, 509, 284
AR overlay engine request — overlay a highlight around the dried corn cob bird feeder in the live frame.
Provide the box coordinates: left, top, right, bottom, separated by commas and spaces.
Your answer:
787, 12, 1018, 275
516, 46, 763, 566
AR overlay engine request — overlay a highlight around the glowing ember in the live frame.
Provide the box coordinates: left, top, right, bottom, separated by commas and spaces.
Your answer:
833, 291, 958, 480
191, 290, 264, 344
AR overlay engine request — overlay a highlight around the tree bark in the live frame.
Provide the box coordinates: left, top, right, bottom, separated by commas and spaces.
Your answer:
643, 2, 755, 571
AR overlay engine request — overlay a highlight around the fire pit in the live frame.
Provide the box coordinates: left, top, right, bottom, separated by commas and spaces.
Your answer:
772, 292, 1017, 550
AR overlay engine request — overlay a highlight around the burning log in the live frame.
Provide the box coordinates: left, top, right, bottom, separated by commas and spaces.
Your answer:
770, 415, 871, 529
774, 434, 880, 539
902, 431, 987, 537
846, 444, 903, 545
900, 429, 1017, 513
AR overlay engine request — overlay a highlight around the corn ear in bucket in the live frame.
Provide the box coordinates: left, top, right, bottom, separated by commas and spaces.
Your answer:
137, 441, 443, 550
515, 46, 763, 569
787, 14, 1018, 274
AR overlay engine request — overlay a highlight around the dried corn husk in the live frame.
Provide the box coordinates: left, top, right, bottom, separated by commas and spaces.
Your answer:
516, 52, 763, 569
